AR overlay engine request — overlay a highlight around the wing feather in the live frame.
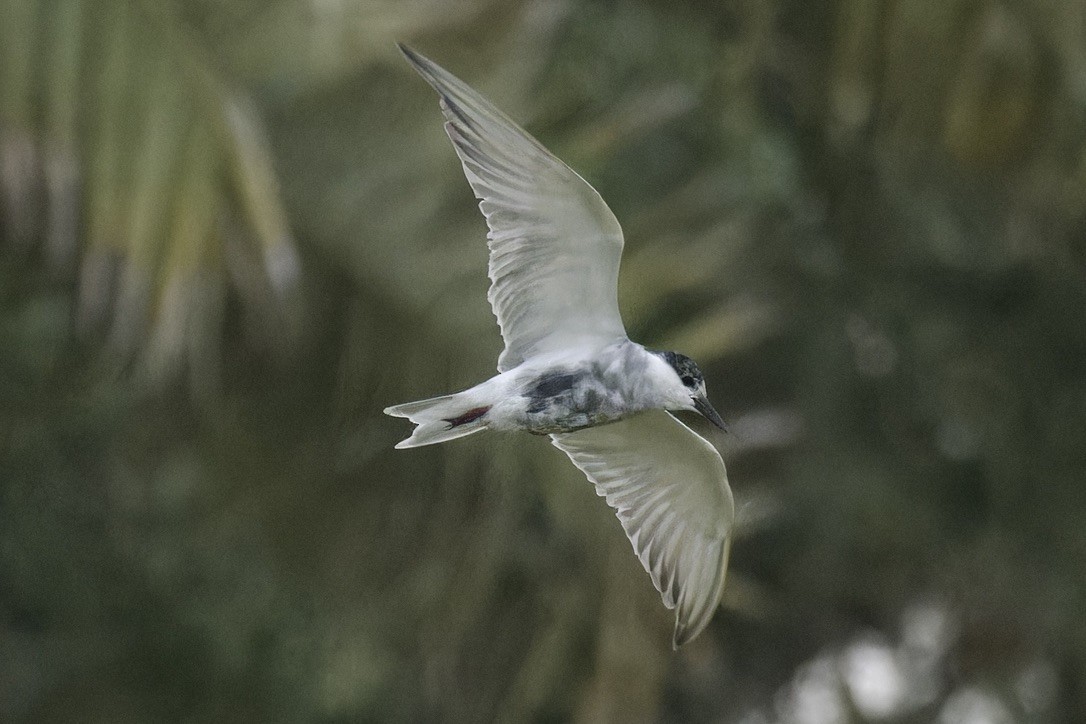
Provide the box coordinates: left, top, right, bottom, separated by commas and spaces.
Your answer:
399, 45, 627, 371
551, 410, 734, 647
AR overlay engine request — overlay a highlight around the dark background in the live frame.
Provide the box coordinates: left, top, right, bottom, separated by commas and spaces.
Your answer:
2, 0, 1085, 721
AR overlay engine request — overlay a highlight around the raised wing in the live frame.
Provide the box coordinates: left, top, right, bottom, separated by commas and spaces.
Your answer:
399, 45, 627, 372
551, 410, 734, 647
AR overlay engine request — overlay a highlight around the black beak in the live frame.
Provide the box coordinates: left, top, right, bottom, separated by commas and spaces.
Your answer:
693, 395, 728, 432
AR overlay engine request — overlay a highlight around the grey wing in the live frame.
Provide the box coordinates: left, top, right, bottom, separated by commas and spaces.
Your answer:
551, 410, 734, 647
399, 45, 627, 372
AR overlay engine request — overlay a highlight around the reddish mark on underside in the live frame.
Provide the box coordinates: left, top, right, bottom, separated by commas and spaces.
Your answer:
444, 406, 490, 428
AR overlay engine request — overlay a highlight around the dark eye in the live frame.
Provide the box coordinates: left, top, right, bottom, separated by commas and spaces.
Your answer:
681, 375, 696, 386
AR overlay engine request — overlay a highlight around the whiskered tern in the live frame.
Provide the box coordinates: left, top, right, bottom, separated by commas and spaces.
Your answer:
385, 44, 734, 648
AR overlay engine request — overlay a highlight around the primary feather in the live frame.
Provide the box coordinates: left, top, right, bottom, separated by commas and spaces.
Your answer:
551, 410, 734, 647
398, 44, 627, 372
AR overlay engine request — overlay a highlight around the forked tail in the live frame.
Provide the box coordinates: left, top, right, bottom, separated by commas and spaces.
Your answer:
383, 393, 491, 449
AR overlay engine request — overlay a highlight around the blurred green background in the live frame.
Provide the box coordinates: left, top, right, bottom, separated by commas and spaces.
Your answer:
2, 0, 1085, 721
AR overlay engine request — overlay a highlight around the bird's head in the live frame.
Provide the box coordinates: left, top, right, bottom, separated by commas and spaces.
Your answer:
652, 350, 728, 431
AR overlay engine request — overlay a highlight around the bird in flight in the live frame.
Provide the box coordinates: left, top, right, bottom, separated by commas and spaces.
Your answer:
386, 44, 734, 648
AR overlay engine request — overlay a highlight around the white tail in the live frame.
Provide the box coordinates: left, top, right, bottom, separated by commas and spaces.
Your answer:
384, 393, 491, 448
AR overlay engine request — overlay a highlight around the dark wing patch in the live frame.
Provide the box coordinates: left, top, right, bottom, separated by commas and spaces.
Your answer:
526, 371, 587, 414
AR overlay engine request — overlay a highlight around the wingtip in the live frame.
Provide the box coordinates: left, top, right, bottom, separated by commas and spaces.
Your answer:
396, 43, 453, 101
672, 613, 712, 649
671, 539, 732, 648
396, 42, 431, 74
672, 620, 694, 650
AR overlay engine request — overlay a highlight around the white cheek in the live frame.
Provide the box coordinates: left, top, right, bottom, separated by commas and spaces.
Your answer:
678, 387, 696, 408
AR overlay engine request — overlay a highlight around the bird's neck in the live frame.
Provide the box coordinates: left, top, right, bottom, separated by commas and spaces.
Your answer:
595, 342, 675, 409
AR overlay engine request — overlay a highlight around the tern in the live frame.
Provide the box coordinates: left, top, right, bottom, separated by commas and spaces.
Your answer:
385, 44, 734, 647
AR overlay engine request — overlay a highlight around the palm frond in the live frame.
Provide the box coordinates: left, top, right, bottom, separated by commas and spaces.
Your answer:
0, 0, 301, 379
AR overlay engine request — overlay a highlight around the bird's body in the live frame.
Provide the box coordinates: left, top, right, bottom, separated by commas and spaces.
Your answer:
386, 45, 735, 648
512, 341, 672, 434
392, 340, 691, 441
